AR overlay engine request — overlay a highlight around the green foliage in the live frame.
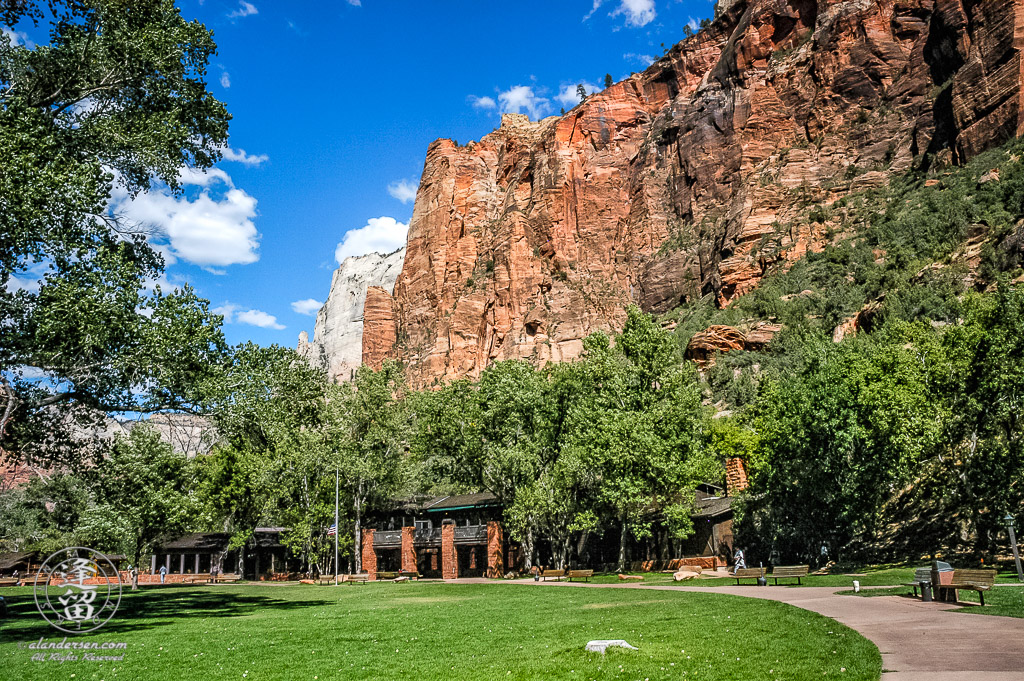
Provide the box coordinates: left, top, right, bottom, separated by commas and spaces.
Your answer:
95, 425, 196, 584
0, 0, 232, 463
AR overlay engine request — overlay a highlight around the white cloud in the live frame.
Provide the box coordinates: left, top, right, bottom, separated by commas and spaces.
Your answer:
387, 179, 418, 204
291, 298, 323, 316
214, 304, 285, 330
228, 1, 258, 18
111, 169, 261, 269
220, 71, 231, 88
468, 95, 497, 110
2, 27, 33, 47
624, 52, 655, 67
221, 146, 269, 166
237, 309, 284, 329
335, 216, 408, 264
686, 17, 699, 32
612, 0, 656, 27
498, 85, 552, 119
346, 0, 361, 5
556, 82, 601, 108
583, 0, 603, 21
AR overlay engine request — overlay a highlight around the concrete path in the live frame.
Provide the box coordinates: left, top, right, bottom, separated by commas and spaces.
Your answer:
508, 579, 1024, 681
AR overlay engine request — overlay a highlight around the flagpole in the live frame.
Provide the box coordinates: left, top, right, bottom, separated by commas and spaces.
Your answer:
334, 465, 340, 586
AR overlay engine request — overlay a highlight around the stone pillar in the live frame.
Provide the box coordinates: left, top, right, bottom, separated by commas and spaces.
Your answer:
195, 554, 200, 574
361, 529, 377, 580
441, 521, 458, 580
725, 457, 749, 495
487, 521, 504, 578
179, 554, 185, 574
165, 554, 171, 573
151, 554, 157, 574
401, 526, 416, 573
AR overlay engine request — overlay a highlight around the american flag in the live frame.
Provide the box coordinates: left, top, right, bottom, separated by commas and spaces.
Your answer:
327, 524, 337, 536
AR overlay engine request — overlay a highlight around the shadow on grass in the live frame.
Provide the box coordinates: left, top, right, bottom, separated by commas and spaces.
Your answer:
0, 585, 331, 637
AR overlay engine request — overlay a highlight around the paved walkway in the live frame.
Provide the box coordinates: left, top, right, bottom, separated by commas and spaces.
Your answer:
507, 579, 1024, 681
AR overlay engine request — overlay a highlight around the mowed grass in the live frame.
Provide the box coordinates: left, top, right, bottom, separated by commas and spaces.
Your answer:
840, 583, 1024, 618
588, 567, 917, 588
0, 582, 881, 681
590, 566, 1023, 589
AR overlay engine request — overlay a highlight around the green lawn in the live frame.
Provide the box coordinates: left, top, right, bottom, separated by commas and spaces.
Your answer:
589, 566, 1023, 589
840, 583, 1024, 618
588, 567, 917, 588
0, 582, 881, 680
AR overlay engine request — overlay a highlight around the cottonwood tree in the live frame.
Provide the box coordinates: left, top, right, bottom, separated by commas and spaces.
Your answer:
94, 425, 194, 590
0, 0, 231, 463
199, 343, 328, 576
321, 361, 410, 574
572, 307, 716, 571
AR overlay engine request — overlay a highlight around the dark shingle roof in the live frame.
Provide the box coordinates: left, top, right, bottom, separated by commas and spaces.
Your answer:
693, 496, 733, 518
423, 492, 500, 512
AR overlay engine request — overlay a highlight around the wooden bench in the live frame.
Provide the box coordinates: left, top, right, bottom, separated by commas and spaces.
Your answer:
184, 574, 212, 584
541, 569, 565, 581
343, 573, 369, 584
0, 578, 19, 587
936, 569, 996, 606
732, 567, 766, 585
216, 573, 241, 583
377, 571, 399, 580
769, 565, 809, 585
906, 567, 932, 598
398, 570, 420, 580
567, 569, 593, 583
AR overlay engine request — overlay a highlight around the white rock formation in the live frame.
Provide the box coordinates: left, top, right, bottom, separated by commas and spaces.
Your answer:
298, 248, 405, 382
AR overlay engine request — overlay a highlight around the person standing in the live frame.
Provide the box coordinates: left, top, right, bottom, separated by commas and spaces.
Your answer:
159, 564, 167, 584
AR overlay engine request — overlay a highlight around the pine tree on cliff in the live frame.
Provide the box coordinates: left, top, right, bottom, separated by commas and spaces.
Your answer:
604, 73, 613, 89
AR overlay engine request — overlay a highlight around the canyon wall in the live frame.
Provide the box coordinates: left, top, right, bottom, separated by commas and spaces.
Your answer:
298, 248, 405, 382
362, 0, 1024, 386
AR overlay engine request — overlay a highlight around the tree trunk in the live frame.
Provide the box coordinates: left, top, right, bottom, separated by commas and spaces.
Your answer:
522, 525, 535, 570
354, 481, 363, 574
576, 530, 591, 567
617, 516, 629, 573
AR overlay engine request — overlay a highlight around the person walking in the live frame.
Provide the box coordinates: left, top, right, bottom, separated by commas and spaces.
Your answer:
159, 564, 167, 584
732, 548, 746, 574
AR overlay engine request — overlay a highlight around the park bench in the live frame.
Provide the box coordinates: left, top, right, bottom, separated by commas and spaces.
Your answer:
906, 567, 932, 598
217, 573, 241, 583
184, 573, 212, 584
398, 570, 420, 580
0, 578, 19, 587
343, 573, 369, 584
769, 565, 809, 585
541, 569, 565, 581
732, 567, 766, 585
377, 571, 399, 580
935, 569, 996, 606
567, 569, 593, 583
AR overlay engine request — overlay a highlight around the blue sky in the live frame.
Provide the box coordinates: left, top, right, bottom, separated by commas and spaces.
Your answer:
99, 0, 715, 348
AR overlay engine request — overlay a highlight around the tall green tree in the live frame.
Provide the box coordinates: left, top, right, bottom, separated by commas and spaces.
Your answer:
321, 361, 410, 573
94, 425, 194, 589
0, 0, 231, 462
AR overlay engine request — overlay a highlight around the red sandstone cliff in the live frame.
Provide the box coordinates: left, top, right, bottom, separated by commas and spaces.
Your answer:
369, 0, 1024, 386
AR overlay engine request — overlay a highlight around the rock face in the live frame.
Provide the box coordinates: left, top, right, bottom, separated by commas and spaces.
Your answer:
364, 0, 1024, 386
684, 323, 782, 366
298, 249, 405, 382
